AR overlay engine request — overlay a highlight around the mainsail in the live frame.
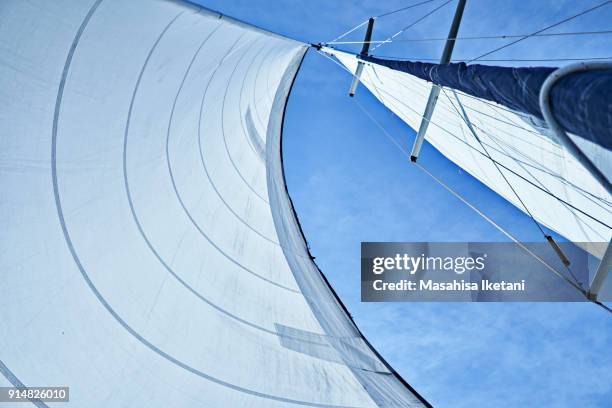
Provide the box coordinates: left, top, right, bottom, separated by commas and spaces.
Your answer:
0, 0, 428, 406
324, 48, 612, 259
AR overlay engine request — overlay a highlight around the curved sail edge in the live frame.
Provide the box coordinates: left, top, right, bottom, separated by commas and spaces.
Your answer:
0, 1, 427, 407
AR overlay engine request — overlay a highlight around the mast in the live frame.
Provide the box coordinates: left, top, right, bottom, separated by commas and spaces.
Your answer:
410, 0, 467, 161
348, 18, 375, 97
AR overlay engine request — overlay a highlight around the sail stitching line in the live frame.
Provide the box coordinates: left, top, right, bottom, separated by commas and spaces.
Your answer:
49, 5, 370, 404
220, 37, 273, 204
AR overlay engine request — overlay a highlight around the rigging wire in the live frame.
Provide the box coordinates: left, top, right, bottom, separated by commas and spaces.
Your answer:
316, 48, 612, 313
376, 0, 437, 18
366, 61, 612, 219
413, 160, 612, 315
353, 97, 578, 288
467, 0, 612, 63
363, 56, 612, 62
370, 0, 455, 52
328, 19, 371, 44
457, 103, 612, 212
324, 0, 612, 64
441, 87, 584, 286
476, 118, 609, 245
325, 0, 438, 45
360, 57, 612, 212
315, 49, 612, 228
351, 97, 612, 315
326, 29, 612, 45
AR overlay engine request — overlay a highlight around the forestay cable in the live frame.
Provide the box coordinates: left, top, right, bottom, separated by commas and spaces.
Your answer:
327, 29, 612, 45
367, 55, 612, 62
328, 19, 371, 44
376, 0, 437, 18
467, 0, 612, 63
325, 0, 437, 45
370, 0, 455, 52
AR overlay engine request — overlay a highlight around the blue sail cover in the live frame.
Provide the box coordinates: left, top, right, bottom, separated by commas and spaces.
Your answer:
361, 56, 612, 151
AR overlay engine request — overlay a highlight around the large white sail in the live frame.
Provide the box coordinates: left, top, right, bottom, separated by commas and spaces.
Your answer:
326, 48, 612, 257
0, 1, 427, 406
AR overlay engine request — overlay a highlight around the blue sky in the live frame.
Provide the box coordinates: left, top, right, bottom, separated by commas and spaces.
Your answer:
196, 1, 612, 406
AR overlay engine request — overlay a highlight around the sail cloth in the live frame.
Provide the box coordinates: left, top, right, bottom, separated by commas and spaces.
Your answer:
325, 48, 612, 256
0, 1, 427, 407
360, 56, 612, 151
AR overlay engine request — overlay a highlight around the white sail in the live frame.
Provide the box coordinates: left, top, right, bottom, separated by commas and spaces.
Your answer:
0, 1, 427, 406
326, 48, 612, 257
